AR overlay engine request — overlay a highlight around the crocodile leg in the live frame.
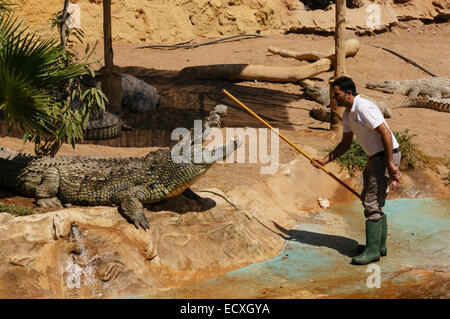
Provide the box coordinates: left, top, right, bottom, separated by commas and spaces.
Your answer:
406, 86, 420, 98
35, 167, 62, 207
119, 195, 149, 230
430, 91, 442, 99
182, 187, 216, 209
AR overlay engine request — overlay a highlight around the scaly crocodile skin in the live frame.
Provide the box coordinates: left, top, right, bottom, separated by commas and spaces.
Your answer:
0, 105, 239, 230
366, 78, 450, 99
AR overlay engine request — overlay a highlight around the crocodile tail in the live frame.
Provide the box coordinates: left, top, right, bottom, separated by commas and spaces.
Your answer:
394, 97, 450, 113
84, 124, 122, 140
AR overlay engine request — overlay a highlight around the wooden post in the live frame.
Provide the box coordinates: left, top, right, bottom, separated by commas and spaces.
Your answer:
100, 0, 122, 114
103, 0, 112, 68
330, 0, 347, 133
60, 0, 70, 51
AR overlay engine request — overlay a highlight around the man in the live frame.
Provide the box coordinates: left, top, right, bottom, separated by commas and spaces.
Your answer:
312, 76, 402, 265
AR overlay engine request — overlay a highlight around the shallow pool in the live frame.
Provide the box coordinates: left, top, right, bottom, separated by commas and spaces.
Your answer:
131, 197, 450, 299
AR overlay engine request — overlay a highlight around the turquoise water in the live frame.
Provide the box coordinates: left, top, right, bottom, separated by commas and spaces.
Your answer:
132, 197, 450, 298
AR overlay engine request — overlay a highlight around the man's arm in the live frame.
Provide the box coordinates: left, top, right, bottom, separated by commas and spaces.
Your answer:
374, 122, 403, 188
312, 131, 353, 167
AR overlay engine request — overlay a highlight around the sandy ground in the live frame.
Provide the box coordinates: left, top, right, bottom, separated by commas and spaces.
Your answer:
1, 22, 449, 193
0, 22, 449, 298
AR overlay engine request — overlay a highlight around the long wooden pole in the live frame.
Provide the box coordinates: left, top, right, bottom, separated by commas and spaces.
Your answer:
223, 89, 361, 199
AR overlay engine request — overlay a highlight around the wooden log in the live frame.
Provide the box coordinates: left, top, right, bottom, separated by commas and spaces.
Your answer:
177, 58, 331, 83
268, 39, 359, 63
301, 79, 317, 87
268, 47, 327, 61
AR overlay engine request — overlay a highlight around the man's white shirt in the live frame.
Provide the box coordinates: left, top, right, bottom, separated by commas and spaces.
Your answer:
343, 95, 399, 156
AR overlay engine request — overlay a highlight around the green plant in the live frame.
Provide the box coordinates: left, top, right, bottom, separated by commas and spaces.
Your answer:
0, 0, 15, 11
0, 1, 107, 156
393, 129, 432, 170
0, 4, 88, 142
0, 202, 34, 216
328, 129, 432, 173
50, 2, 85, 48
329, 139, 368, 174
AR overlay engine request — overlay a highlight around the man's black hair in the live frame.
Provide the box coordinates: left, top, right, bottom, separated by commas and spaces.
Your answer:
332, 76, 357, 96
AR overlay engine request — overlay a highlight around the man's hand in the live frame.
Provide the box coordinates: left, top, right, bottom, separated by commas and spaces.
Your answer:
311, 132, 352, 169
312, 157, 328, 168
387, 162, 403, 190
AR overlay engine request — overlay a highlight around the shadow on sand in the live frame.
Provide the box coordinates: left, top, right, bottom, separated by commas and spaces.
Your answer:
0, 66, 310, 148
273, 221, 360, 258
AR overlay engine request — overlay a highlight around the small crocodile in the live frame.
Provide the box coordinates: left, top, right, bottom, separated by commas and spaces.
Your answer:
84, 109, 131, 140
0, 105, 239, 230
366, 77, 450, 99
393, 97, 450, 113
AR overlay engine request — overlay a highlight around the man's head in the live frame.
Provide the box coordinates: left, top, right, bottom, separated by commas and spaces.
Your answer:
331, 76, 357, 108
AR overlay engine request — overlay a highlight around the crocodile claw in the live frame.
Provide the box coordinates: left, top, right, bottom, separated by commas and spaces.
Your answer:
36, 197, 62, 208
133, 212, 150, 230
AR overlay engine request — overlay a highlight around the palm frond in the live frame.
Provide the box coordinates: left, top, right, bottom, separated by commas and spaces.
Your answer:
0, 8, 89, 138
1, 9, 88, 87
0, 0, 16, 12
0, 64, 57, 136
1, 34, 88, 89
0, 11, 25, 47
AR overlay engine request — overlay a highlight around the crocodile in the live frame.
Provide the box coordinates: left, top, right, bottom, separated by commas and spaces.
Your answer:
393, 97, 450, 113
301, 83, 392, 122
0, 105, 240, 230
84, 109, 131, 140
366, 77, 450, 99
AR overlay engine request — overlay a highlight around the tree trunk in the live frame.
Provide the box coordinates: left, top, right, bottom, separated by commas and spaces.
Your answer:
101, 0, 122, 114
60, 0, 70, 51
330, 0, 347, 133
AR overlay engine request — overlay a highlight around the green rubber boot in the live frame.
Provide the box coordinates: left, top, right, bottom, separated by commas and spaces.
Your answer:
352, 218, 382, 265
356, 214, 388, 256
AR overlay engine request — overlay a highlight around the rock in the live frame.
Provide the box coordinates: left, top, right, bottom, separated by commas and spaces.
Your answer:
15, 0, 450, 44
0, 189, 288, 298
286, 0, 306, 11
52, 212, 72, 240
288, 2, 399, 35
347, 0, 366, 9
396, 19, 425, 28
121, 73, 164, 114
82, 72, 163, 114
317, 198, 330, 209
392, 0, 450, 21
0, 148, 359, 298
